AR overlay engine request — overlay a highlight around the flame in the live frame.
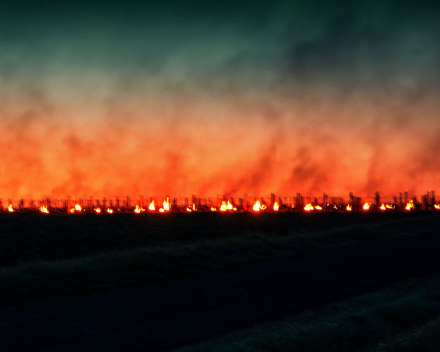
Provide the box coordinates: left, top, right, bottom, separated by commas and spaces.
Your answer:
70, 208, 75, 213
253, 200, 262, 212
363, 203, 371, 211
226, 201, 233, 211
8, 204, 14, 212
148, 201, 155, 211
106, 208, 113, 214
159, 208, 165, 213
434, 204, 440, 210
186, 206, 192, 212
380, 204, 386, 211
220, 201, 227, 212
210, 207, 217, 212
333, 205, 338, 209
95, 208, 101, 213
405, 200, 415, 211
193, 203, 196, 211
134, 205, 145, 213
315, 205, 323, 211
159, 197, 170, 213
75, 204, 82, 212
346, 204, 352, 211
40, 205, 49, 214
273, 202, 279, 211
304, 204, 314, 211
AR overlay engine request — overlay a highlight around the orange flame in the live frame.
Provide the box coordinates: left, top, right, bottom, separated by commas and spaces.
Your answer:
380, 204, 386, 211
40, 205, 49, 214
304, 204, 314, 211
210, 207, 217, 212
226, 201, 233, 211
70, 208, 75, 213
148, 201, 155, 211
253, 200, 262, 212
273, 202, 279, 211
75, 204, 82, 212
220, 201, 227, 212
315, 205, 323, 211
363, 203, 371, 211
95, 208, 101, 213
405, 200, 415, 211
135, 205, 145, 213
106, 208, 113, 214
163, 197, 170, 212
346, 204, 352, 211
434, 204, 440, 210
8, 204, 14, 212
386, 204, 394, 209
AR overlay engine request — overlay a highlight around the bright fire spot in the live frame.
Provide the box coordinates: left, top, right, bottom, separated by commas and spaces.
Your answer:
134, 205, 145, 213
363, 203, 371, 211
159, 208, 165, 213
435, 204, 440, 210
333, 205, 338, 209
75, 204, 82, 212
380, 204, 386, 211
8, 204, 14, 212
40, 205, 49, 214
210, 207, 217, 212
304, 204, 314, 211
70, 208, 75, 213
95, 208, 101, 213
220, 201, 227, 212
315, 205, 323, 211
186, 207, 192, 212
405, 200, 415, 211
226, 201, 233, 211
346, 204, 352, 211
386, 204, 394, 209
253, 200, 262, 212
163, 197, 170, 212
106, 208, 113, 214
193, 203, 196, 211
148, 201, 155, 211
273, 202, 279, 211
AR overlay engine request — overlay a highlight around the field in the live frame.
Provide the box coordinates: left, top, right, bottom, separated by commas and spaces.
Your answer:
1, 211, 440, 351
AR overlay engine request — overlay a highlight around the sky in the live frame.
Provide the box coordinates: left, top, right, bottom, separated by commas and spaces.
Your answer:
1, 0, 439, 200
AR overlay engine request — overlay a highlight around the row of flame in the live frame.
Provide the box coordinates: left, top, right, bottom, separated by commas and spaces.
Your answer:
5, 199, 439, 214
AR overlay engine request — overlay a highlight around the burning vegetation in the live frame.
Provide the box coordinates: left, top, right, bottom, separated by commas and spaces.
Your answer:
1, 191, 439, 215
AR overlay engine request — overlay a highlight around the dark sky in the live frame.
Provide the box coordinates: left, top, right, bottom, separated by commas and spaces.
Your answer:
1, 1, 439, 199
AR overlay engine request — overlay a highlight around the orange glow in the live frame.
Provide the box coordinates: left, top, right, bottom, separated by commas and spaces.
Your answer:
220, 201, 227, 212
186, 206, 192, 212
405, 200, 415, 211
75, 204, 82, 212
70, 208, 75, 213
8, 204, 14, 212
163, 197, 170, 212
380, 204, 386, 211
253, 200, 262, 212
304, 204, 314, 211
315, 205, 323, 211
363, 203, 371, 211
273, 202, 279, 211
193, 203, 196, 211
386, 204, 394, 209
434, 204, 440, 210
159, 208, 165, 213
148, 201, 155, 211
106, 208, 113, 214
210, 207, 217, 212
95, 208, 101, 213
226, 201, 233, 211
346, 204, 352, 211
40, 205, 49, 214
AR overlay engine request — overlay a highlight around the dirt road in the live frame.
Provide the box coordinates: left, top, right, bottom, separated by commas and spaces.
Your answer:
1, 231, 440, 351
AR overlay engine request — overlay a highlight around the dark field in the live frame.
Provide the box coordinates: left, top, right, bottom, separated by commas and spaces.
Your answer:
0, 211, 437, 267
1, 211, 440, 351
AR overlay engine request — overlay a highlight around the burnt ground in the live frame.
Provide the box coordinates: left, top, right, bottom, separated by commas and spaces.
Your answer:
1, 226, 440, 351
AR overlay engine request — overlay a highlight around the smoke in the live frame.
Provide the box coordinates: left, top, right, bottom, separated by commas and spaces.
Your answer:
0, 1, 440, 200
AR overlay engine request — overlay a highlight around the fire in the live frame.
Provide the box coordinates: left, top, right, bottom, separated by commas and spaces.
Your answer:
8, 204, 14, 212
40, 205, 49, 214
405, 200, 415, 211
148, 201, 155, 211
346, 204, 352, 211
163, 197, 170, 212
70, 208, 75, 213
380, 204, 386, 211
106, 208, 113, 214
315, 205, 323, 211
333, 205, 338, 210
304, 204, 314, 211
210, 207, 217, 212
134, 205, 145, 213
226, 201, 233, 211
253, 200, 262, 212
386, 204, 394, 209
193, 203, 197, 211
273, 202, 279, 211
75, 204, 82, 212
363, 203, 371, 211
94, 208, 101, 213
434, 204, 440, 210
